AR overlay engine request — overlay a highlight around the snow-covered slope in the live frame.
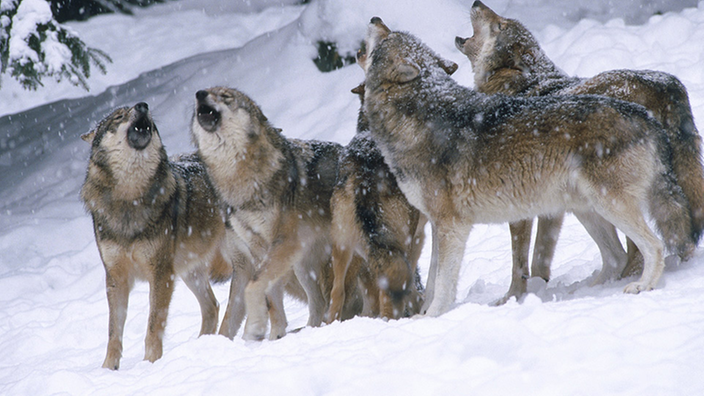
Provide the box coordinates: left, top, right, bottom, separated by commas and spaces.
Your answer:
1, 1, 704, 394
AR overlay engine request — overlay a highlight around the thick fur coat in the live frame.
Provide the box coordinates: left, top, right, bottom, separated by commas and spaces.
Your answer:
456, 1, 704, 301
81, 103, 231, 369
190, 87, 352, 341
359, 18, 693, 316
326, 84, 426, 322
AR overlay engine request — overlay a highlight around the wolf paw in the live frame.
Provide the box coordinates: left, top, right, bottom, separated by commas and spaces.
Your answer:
269, 327, 287, 340
242, 327, 266, 341
144, 345, 163, 363
491, 294, 515, 306
623, 282, 653, 294
102, 356, 120, 370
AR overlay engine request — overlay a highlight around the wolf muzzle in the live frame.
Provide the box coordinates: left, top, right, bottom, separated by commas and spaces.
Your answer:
196, 90, 221, 132
455, 36, 467, 50
127, 102, 153, 150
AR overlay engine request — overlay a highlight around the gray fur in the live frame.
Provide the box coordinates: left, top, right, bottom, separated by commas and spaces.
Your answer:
359, 19, 692, 316
81, 103, 232, 369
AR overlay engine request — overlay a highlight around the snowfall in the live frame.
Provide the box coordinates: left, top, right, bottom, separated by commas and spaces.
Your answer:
2, 0, 704, 394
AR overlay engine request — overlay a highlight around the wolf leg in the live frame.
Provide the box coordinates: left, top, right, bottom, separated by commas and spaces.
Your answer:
532, 214, 564, 281
595, 203, 664, 293
181, 265, 219, 336
102, 263, 131, 370
357, 265, 380, 317
326, 243, 355, 323
496, 219, 533, 305
219, 231, 254, 339
619, 239, 644, 278
409, 214, 427, 271
406, 214, 427, 315
218, 254, 253, 339
243, 235, 301, 341
294, 249, 329, 328
144, 261, 175, 362
267, 282, 288, 340
339, 255, 365, 320
573, 211, 628, 284
424, 221, 472, 316
420, 225, 440, 314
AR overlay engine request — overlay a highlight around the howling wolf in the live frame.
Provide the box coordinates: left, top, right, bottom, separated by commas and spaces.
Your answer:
191, 87, 357, 341
81, 102, 232, 369
358, 18, 693, 316
455, 1, 704, 301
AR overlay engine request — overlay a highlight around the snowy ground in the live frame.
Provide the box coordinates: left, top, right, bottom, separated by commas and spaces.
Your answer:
2, 0, 704, 394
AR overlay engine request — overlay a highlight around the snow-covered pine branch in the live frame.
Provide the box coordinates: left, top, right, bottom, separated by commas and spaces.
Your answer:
0, 0, 111, 91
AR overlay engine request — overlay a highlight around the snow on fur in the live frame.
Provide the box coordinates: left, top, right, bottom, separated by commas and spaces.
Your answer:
1, 0, 704, 394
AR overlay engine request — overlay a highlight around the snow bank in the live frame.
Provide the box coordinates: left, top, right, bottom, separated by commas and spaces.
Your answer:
2, 0, 704, 394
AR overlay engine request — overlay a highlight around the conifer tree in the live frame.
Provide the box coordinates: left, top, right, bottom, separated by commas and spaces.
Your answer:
0, 0, 111, 90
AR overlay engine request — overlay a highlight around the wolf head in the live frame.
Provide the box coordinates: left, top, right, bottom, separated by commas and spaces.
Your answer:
190, 87, 279, 154
454, 1, 547, 85
190, 87, 288, 207
83, 102, 157, 150
82, 102, 165, 199
357, 17, 457, 88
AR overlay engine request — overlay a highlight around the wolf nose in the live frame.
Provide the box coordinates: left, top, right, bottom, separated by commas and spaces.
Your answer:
472, 1, 485, 8
196, 90, 209, 102
135, 102, 149, 114
455, 36, 467, 47
370, 16, 383, 25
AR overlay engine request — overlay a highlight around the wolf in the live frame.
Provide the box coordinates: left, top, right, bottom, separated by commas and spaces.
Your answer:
81, 102, 232, 370
358, 18, 694, 316
326, 83, 426, 322
191, 87, 355, 341
455, 1, 704, 301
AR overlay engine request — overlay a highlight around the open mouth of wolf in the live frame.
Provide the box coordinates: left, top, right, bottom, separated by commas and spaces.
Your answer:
127, 115, 153, 150
197, 104, 221, 132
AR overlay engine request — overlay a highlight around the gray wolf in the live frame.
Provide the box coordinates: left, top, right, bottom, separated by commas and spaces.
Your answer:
326, 83, 426, 322
359, 18, 694, 316
190, 87, 352, 341
81, 102, 232, 370
456, 1, 704, 302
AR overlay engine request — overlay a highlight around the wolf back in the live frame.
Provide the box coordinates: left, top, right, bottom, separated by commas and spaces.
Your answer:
454, 1, 704, 301
359, 18, 692, 316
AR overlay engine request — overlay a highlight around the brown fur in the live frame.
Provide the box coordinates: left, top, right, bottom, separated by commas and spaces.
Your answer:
190, 87, 354, 341
456, 1, 704, 301
359, 18, 693, 316
326, 83, 426, 322
81, 103, 232, 370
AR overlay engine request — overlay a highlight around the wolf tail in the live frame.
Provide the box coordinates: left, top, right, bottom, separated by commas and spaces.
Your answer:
660, 80, 704, 246
649, 143, 697, 260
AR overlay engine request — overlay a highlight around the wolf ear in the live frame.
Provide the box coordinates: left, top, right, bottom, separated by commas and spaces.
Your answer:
351, 83, 365, 95
391, 59, 420, 83
438, 58, 458, 75
81, 130, 96, 144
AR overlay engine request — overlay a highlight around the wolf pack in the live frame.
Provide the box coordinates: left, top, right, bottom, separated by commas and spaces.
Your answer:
80, 1, 704, 369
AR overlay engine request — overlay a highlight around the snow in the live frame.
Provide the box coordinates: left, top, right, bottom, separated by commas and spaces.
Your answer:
2, 0, 704, 394
7, 0, 54, 66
